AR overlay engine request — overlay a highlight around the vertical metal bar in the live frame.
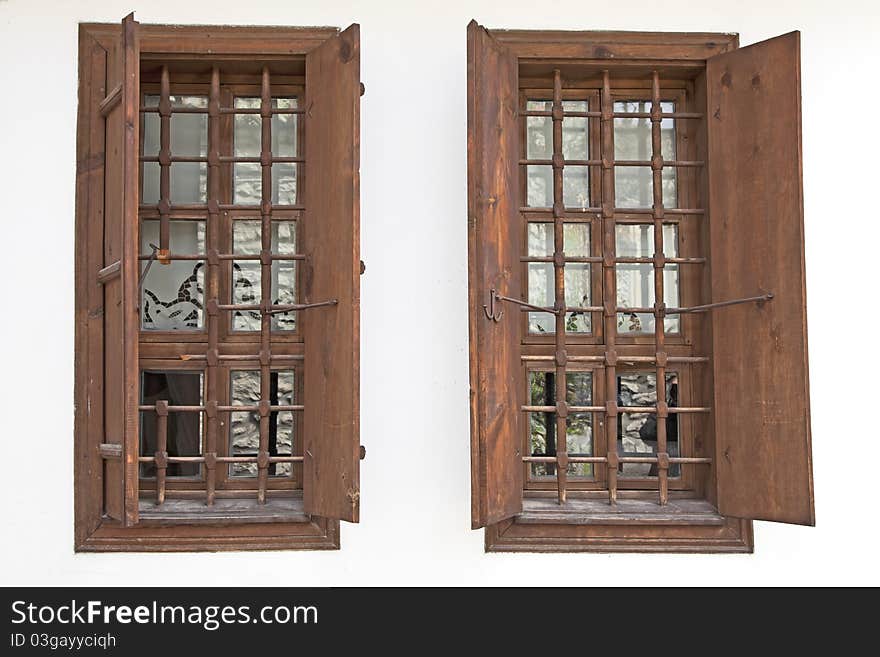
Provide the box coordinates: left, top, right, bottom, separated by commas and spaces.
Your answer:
651, 71, 669, 505
154, 400, 169, 505
158, 65, 171, 263
601, 70, 619, 505
551, 69, 568, 504
257, 66, 273, 504
204, 66, 221, 506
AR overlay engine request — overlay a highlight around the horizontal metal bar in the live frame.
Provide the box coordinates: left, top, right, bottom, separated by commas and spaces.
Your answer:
137, 253, 305, 261
217, 156, 304, 164
139, 203, 305, 212
139, 107, 304, 115
519, 206, 704, 216
611, 111, 703, 120
613, 159, 704, 168
522, 405, 605, 413
180, 354, 304, 362
519, 159, 601, 166
138, 455, 304, 463
520, 355, 710, 363
214, 299, 337, 314
520, 256, 705, 265
521, 255, 602, 263
138, 404, 304, 413
522, 456, 712, 464
521, 110, 601, 118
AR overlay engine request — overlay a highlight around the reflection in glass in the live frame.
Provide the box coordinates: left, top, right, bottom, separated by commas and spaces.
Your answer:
140, 220, 205, 330
527, 223, 591, 334
142, 95, 208, 204
233, 97, 298, 205
229, 370, 294, 477
529, 371, 593, 478
617, 372, 680, 478
140, 371, 203, 478
613, 101, 676, 208
615, 224, 679, 333
231, 221, 296, 331
526, 100, 590, 208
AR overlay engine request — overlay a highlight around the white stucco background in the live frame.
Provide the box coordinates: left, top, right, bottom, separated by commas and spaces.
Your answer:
0, 0, 877, 586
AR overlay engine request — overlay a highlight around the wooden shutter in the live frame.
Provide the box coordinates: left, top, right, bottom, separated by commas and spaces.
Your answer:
707, 32, 814, 526
302, 25, 361, 522
99, 13, 141, 526
467, 21, 524, 528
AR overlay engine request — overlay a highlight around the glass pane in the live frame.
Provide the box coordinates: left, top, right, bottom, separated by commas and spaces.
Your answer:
529, 371, 593, 478
527, 223, 591, 334
140, 220, 205, 330
234, 97, 298, 205
617, 372, 680, 478
140, 371, 203, 478
615, 224, 679, 333
229, 370, 295, 478
526, 100, 590, 208
613, 100, 676, 208
231, 220, 296, 331
142, 95, 208, 205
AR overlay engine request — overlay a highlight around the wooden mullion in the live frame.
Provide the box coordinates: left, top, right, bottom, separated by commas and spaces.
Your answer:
203, 66, 221, 506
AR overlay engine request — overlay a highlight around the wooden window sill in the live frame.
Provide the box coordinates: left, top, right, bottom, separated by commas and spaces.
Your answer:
137, 497, 310, 526
485, 495, 753, 553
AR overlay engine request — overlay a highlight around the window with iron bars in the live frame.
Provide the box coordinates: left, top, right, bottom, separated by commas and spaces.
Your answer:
467, 23, 814, 553
74, 14, 361, 552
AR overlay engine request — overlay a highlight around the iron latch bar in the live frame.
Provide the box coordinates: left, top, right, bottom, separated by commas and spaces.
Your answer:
666, 293, 773, 315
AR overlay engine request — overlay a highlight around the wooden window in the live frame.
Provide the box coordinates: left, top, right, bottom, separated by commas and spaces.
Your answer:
74, 14, 361, 551
468, 22, 813, 552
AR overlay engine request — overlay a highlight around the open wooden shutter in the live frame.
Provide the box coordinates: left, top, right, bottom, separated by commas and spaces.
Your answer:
302, 25, 361, 522
99, 13, 141, 526
707, 32, 814, 526
467, 21, 524, 528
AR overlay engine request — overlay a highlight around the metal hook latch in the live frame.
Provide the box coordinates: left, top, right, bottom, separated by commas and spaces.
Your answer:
483, 289, 503, 322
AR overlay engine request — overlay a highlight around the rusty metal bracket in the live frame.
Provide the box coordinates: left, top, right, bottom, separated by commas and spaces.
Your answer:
483, 289, 503, 322
490, 289, 556, 316
264, 298, 338, 316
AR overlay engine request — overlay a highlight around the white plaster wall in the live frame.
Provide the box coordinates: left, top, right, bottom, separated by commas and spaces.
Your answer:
0, 0, 877, 586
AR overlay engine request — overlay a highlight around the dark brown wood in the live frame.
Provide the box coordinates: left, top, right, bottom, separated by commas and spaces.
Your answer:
707, 31, 814, 526
468, 21, 524, 528
100, 13, 141, 527
302, 24, 361, 522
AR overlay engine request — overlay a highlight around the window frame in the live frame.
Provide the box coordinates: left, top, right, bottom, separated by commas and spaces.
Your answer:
74, 18, 360, 552
468, 23, 812, 553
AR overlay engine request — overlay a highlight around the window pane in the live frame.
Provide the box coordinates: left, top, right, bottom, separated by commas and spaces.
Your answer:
529, 371, 593, 478
234, 97, 298, 205
615, 224, 679, 333
528, 223, 591, 334
140, 371, 203, 478
229, 370, 295, 478
526, 100, 591, 208
613, 100, 676, 208
142, 95, 208, 205
140, 220, 205, 330
231, 220, 296, 331
617, 372, 680, 478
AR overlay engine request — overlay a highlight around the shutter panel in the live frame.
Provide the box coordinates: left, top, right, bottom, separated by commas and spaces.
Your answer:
707, 32, 814, 525
302, 25, 361, 522
467, 21, 524, 528
101, 13, 141, 526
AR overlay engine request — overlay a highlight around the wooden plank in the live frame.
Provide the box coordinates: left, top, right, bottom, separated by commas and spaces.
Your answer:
490, 29, 738, 61
137, 497, 310, 525
302, 25, 361, 522
74, 24, 109, 548
101, 13, 141, 526
517, 497, 725, 526
707, 32, 814, 525
467, 21, 524, 528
